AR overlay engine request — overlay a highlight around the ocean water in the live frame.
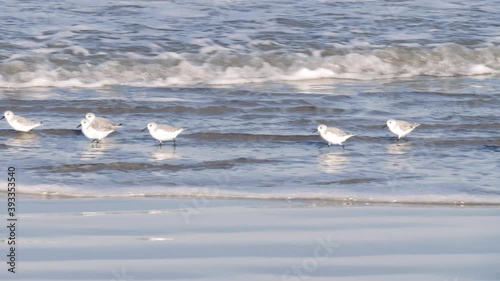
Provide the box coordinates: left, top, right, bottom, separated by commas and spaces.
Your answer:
0, 0, 499, 204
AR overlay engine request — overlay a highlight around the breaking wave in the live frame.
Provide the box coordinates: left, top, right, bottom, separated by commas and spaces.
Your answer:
1, 43, 498, 88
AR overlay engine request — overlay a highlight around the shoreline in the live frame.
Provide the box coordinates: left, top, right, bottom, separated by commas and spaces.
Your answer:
7, 191, 500, 207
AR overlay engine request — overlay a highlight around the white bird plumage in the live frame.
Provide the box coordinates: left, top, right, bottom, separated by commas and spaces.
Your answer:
78, 114, 119, 143
85, 112, 121, 129
314, 124, 355, 149
78, 119, 95, 140
384, 119, 420, 140
1, 110, 42, 132
143, 122, 185, 147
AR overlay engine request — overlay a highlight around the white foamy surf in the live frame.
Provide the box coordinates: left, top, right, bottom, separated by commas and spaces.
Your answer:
0, 44, 497, 88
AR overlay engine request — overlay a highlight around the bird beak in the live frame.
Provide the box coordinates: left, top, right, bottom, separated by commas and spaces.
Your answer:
141, 127, 147, 132
77, 124, 81, 128
0, 116, 4, 120
382, 125, 387, 129
312, 129, 318, 133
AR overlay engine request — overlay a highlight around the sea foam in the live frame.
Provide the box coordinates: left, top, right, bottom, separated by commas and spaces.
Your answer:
0, 43, 497, 88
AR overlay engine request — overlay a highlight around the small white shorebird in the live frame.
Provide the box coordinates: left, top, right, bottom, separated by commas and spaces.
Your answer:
85, 112, 121, 128
383, 119, 420, 141
313, 124, 355, 150
77, 118, 118, 143
77, 119, 94, 140
1, 110, 42, 132
142, 122, 185, 147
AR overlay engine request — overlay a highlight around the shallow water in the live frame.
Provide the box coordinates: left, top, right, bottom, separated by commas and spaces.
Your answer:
0, 0, 499, 204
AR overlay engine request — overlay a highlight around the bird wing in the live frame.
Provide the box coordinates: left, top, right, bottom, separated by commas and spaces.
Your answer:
398, 120, 420, 131
14, 115, 41, 126
325, 127, 352, 137
90, 119, 116, 131
95, 117, 121, 127
157, 124, 183, 132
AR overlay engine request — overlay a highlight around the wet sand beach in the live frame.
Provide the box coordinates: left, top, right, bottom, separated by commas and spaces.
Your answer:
0, 197, 499, 281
